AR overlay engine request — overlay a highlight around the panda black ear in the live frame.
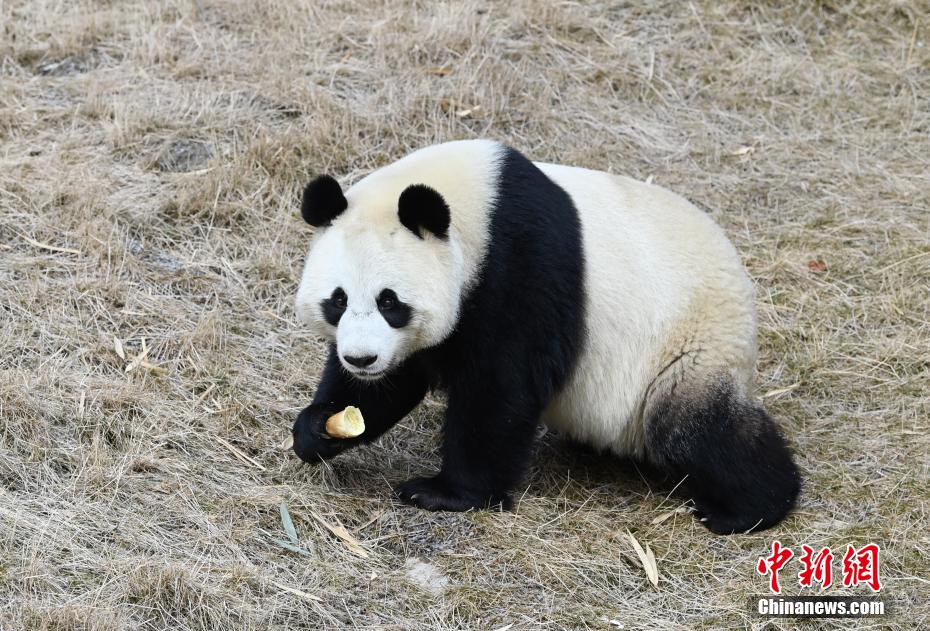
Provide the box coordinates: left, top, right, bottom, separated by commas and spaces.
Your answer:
302, 175, 348, 227
398, 184, 450, 240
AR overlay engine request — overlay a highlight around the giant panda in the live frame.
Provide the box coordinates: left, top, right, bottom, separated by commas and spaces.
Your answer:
292, 139, 801, 534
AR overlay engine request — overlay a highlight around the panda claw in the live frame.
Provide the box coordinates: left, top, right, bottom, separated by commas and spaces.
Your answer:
395, 475, 509, 512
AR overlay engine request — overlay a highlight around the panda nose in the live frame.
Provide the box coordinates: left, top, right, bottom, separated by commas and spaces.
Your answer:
344, 354, 377, 368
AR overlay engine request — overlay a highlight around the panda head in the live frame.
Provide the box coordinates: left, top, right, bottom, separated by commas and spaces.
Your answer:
294, 172, 466, 380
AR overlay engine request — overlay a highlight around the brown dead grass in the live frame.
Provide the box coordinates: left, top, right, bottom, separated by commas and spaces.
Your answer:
1, 1, 928, 629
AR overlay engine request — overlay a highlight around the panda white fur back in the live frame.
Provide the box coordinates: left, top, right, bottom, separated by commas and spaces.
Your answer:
536, 164, 758, 457
292, 139, 800, 534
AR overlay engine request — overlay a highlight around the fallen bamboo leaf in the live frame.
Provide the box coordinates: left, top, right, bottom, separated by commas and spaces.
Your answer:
114, 337, 126, 360
269, 580, 323, 602
651, 506, 690, 525
353, 509, 386, 534
280, 501, 299, 545
626, 529, 659, 587
730, 145, 754, 156
280, 434, 294, 451
260, 309, 290, 323
139, 360, 168, 375
21, 234, 81, 255
125, 340, 151, 373
427, 65, 452, 76
215, 436, 267, 471
456, 105, 482, 118
762, 382, 800, 399
646, 546, 657, 581
310, 511, 370, 558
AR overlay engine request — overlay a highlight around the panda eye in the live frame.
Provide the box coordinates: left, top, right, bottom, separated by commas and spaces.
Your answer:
331, 288, 347, 309
377, 289, 397, 311
376, 288, 411, 328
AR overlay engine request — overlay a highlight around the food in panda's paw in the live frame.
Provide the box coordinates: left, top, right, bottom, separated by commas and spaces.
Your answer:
325, 406, 365, 438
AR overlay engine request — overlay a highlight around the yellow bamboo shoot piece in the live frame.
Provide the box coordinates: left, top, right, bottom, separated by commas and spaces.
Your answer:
325, 406, 365, 438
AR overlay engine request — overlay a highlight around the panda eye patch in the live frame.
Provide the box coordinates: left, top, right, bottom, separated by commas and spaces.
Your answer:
377, 289, 412, 328
320, 287, 348, 326
331, 288, 348, 309
377, 289, 397, 311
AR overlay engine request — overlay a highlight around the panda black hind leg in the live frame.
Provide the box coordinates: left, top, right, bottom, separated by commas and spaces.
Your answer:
644, 373, 801, 534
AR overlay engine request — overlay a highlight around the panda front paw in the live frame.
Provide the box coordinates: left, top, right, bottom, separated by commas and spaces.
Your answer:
693, 506, 767, 535
292, 403, 353, 463
395, 475, 511, 511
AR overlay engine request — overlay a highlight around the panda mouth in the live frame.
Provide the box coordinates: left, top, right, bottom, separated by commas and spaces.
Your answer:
351, 368, 387, 380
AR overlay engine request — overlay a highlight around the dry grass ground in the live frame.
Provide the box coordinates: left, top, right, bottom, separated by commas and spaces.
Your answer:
1, 1, 928, 629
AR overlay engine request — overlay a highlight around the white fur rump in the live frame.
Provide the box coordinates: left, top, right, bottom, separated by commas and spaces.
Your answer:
537, 165, 758, 457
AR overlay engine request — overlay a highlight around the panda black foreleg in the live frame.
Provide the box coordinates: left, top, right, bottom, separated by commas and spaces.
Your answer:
395, 379, 542, 511
292, 345, 430, 464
